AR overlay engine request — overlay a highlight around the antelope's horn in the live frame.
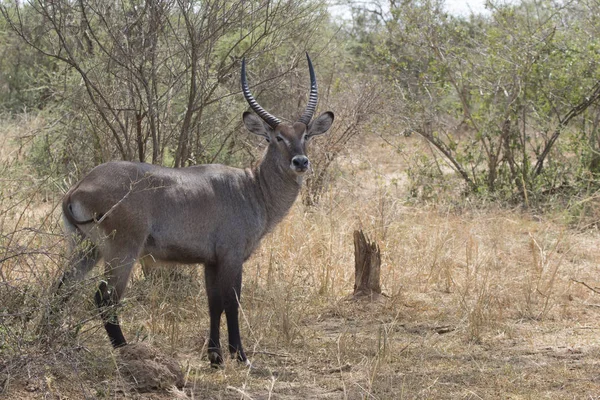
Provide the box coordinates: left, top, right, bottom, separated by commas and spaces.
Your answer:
241, 58, 281, 129
297, 52, 318, 126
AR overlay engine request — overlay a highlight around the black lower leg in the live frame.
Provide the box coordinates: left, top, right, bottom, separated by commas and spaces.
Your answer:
225, 306, 247, 363
225, 274, 247, 363
207, 299, 225, 366
103, 319, 126, 348
208, 304, 223, 366
95, 281, 127, 348
205, 265, 224, 366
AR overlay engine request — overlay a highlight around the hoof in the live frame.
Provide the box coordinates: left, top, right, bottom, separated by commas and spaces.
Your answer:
227, 351, 251, 368
208, 349, 223, 368
241, 358, 252, 368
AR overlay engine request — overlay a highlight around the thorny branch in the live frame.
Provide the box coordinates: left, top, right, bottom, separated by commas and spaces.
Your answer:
571, 278, 600, 295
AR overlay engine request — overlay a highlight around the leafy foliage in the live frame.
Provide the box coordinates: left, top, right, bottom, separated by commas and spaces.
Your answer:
347, 0, 600, 204
2, 0, 600, 205
0, 0, 337, 176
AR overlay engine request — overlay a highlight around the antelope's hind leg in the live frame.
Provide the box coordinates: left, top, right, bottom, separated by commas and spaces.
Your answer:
95, 249, 138, 348
56, 223, 100, 296
40, 226, 99, 335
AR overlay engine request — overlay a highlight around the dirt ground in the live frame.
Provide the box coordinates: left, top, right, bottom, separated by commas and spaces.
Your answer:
2, 133, 600, 399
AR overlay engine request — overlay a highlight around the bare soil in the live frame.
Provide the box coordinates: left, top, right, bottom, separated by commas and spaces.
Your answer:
2, 134, 600, 399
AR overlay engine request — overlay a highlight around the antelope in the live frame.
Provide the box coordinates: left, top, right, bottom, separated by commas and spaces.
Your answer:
57, 53, 334, 366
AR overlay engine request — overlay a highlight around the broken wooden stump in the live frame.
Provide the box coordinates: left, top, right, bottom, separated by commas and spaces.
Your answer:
352, 230, 382, 300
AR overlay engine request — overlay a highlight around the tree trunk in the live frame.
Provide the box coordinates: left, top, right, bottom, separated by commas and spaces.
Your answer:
352, 230, 382, 298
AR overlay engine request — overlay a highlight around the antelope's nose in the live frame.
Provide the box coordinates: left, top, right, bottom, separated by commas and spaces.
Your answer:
292, 155, 310, 172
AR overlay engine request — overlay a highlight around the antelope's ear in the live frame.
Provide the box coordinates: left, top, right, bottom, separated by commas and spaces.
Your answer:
306, 111, 334, 138
243, 112, 273, 141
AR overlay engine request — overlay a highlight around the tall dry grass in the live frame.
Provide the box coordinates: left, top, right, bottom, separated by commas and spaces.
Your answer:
1, 117, 600, 398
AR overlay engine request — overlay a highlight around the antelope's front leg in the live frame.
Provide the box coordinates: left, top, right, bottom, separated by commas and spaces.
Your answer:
204, 263, 224, 367
224, 268, 248, 365
204, 262, 248, 367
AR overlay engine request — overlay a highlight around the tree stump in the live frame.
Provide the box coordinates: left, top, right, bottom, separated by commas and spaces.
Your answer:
352, 230, 382, 299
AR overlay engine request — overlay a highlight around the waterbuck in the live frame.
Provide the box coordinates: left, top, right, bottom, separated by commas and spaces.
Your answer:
57, 54, 334, 366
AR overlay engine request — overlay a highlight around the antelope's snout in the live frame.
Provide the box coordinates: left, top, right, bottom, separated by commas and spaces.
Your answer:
291, 155, 310, 174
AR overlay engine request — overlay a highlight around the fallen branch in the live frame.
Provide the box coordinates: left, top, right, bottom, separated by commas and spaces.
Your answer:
327, 363, 352, 374
247, 350, 290, 358
571, 278, 600, 294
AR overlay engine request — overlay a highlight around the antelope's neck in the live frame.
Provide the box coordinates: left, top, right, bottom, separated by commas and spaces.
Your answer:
253, 150, 302, 232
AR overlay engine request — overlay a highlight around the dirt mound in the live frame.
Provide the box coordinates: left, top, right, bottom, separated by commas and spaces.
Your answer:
118, 343, 184, 392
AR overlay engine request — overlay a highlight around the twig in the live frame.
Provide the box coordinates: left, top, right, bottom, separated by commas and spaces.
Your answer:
247, 350, 290, 358
96, 186, 133, 224
226, 386, 255, 400
571, 278, 600, 294
327, 363, 352, 374
434, 325, 455, 334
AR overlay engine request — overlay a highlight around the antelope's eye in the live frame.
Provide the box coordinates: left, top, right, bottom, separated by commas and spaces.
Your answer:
276, 136, 283, 142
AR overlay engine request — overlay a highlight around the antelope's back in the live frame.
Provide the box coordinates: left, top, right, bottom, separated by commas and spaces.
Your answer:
65, 161, 267, 262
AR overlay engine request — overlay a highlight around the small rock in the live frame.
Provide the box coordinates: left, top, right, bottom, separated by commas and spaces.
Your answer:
118, 343, 184, 392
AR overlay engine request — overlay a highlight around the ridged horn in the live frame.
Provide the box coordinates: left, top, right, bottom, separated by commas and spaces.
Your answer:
241, 58, 281, 129
297, 52, 318, 126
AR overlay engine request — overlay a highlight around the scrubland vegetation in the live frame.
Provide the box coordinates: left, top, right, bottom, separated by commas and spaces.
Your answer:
2, 0, 600, 398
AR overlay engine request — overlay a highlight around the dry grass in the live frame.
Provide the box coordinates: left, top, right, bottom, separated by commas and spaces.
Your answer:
2, 118, 600, 399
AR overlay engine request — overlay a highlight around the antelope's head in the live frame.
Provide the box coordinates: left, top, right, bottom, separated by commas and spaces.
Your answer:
242, 53, 334, 177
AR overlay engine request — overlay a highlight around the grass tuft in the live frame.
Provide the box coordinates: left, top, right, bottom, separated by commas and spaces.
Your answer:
2, 123, 600, 397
